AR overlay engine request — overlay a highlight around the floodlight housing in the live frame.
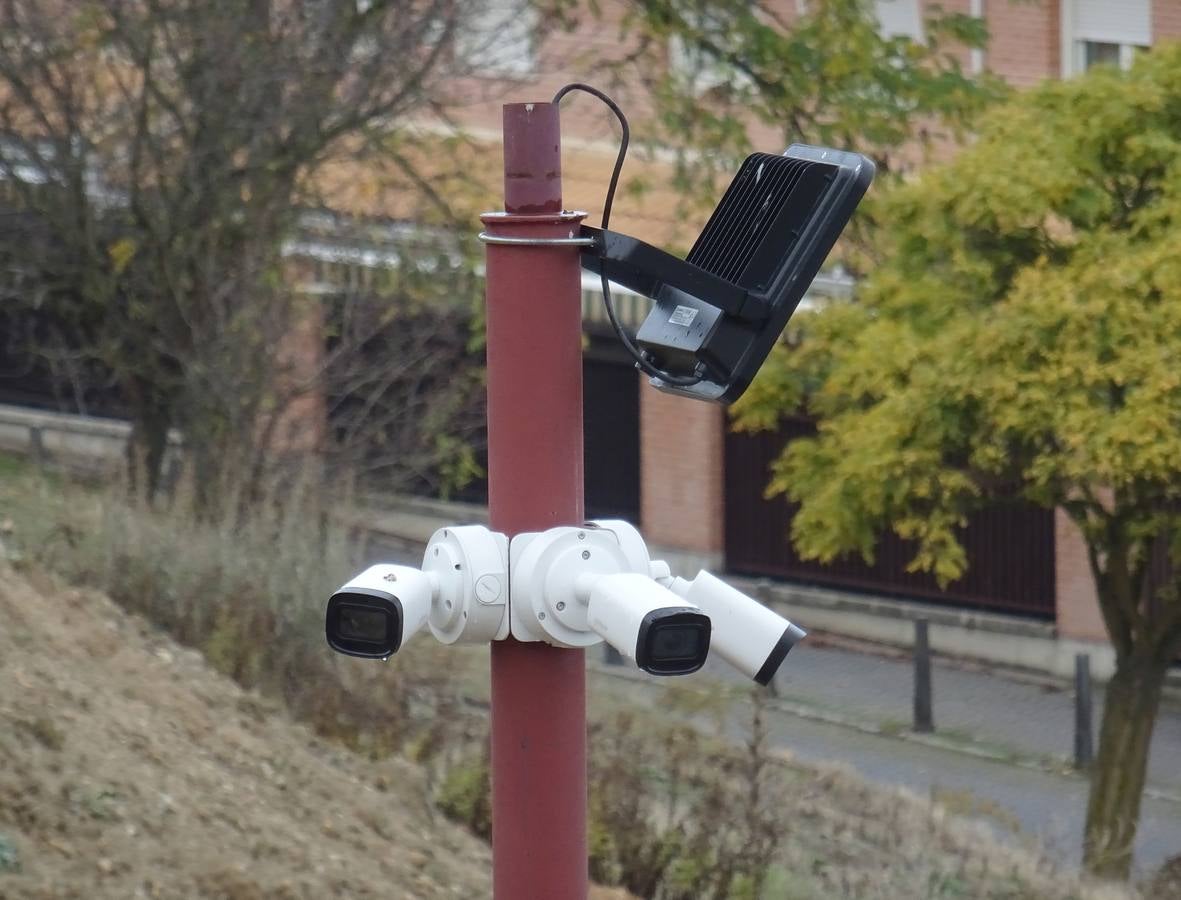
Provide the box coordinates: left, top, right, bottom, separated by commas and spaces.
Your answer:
580, 144, 874, 403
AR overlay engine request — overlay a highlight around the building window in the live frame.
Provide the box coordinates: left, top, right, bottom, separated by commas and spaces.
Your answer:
874, 0, 923, 41
666, 8, 749, 95
668, 35, 733, 94
1063, 0, 1150, 76
1077, 39, 1145, 72
457, 1, 537, 79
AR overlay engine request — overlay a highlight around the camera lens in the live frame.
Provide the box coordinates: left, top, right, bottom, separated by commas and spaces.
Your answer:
338, 605, 389, 643
651, 624, 703, 661
326, 591, 402, 658
636, 609, 710, 676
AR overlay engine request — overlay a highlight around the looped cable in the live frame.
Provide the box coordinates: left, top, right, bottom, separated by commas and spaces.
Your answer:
551, 83, 703, 387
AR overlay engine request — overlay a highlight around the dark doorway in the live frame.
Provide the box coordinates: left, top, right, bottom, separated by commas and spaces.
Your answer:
583, 350, 640, 523
448, 343, 641, 523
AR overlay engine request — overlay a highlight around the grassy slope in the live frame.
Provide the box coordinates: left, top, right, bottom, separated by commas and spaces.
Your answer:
0, 563, 493, 899
0, 455, 1145, 898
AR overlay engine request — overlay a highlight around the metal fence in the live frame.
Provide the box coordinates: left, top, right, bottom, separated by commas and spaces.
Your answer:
724, 418, 1057, 618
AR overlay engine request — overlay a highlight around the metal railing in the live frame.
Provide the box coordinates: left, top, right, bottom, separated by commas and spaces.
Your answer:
0, 402, 181, 471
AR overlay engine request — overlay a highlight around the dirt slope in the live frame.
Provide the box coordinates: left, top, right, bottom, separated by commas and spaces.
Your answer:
0, 563, 495, 899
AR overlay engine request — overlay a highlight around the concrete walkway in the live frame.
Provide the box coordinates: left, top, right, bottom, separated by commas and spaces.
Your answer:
770, 639, 1181, 795
592, 651, 1181, 876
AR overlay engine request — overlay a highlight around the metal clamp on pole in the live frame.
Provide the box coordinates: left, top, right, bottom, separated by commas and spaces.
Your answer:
478, 232, 596, 247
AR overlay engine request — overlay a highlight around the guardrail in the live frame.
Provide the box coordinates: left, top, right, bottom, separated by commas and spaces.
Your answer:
0, 402, 182, 473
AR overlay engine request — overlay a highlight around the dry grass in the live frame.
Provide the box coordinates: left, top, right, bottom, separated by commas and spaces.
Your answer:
0, 454, 1153, 898
575, 696, 1139, 900
0, 454, 474, 758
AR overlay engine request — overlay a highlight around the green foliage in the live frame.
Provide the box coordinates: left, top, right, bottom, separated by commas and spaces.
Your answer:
435, 754, 493, 841
735, 46, 1181, 617
734, 45, 1181, 878
615, 0, 1006, 206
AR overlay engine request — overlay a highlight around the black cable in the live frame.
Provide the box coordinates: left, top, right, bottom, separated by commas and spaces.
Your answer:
552, 83, 703, 387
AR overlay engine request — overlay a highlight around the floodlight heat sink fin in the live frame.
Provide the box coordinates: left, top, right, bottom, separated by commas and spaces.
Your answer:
580, 144, 874, 404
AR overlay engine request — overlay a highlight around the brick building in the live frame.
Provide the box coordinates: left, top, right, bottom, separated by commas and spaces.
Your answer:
6, 1, 1175, 660
391, 0, 1180, 654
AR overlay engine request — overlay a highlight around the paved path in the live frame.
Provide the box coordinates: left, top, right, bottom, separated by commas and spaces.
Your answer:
748, 700, 1181, 874
771, 641, 1181, 794
594, 665, 1181, 877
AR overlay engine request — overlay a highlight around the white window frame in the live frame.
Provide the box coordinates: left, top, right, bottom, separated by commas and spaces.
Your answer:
456, 0, 538, 79
666, 8, 752, 95
874, 0, 924, 42
1076, 39, 1143, 73
969, 0, 984, 74
1061, 0, 1151, 77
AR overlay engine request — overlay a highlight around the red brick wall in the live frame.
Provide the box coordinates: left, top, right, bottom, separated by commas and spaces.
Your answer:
444, 0, 655, 143
639, 374, 725, 554
1054, 508, 1108, 642
269, 262, 327, 458
1155, 0, 1181, 40
988, 0, 1059, 87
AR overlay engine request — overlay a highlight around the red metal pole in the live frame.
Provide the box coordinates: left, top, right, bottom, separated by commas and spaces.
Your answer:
482, 102, 588, 899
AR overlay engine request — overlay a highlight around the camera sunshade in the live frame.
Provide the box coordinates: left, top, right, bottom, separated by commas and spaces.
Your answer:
580, 144, 874, 403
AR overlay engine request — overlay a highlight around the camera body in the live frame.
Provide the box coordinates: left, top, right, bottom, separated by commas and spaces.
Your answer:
668, 571, 806, 685
586, 520, 807, 685
325, 525, 508, 659
586, 573, 710, 675
326, 564, 433, 659
326, 520, 803, 684
422, 525, 509, 645
509, 525, 710, 675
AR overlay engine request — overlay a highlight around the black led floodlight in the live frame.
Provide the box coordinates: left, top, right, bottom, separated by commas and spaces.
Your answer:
580, 144, 874, 404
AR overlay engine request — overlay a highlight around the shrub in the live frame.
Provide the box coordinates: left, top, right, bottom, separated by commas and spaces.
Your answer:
435, 753, 493, 841
1, 460, 473, 756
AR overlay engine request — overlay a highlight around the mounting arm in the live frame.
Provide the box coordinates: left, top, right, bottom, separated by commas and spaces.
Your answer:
579, 226, 771, 323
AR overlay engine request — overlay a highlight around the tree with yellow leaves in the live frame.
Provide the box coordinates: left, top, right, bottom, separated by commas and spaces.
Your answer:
734, 45, 1181, 879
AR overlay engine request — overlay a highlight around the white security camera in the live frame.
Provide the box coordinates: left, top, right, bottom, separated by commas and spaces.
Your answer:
585, 572, 710, 675
326, 525, 508, 659
668, 571, 806, 685
510, 527, 711, 675
326, 564, 434, 659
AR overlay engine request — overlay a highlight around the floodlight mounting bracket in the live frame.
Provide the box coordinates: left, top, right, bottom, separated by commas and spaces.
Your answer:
576, 144, 874, 405
579, 225, 772, 324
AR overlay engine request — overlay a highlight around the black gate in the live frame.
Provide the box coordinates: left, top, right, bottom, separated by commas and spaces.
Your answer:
583, 353, 640, 522
452, 349, 641, 522
724, 419, 1057, 618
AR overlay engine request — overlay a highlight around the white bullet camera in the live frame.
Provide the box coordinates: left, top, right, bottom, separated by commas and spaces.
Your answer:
510, 525, 711, 675
326, 563, 433, 659
668, 571, 806, 685
584, 520, 807, 685
326, 525, 508, 659
585, 572, 710, 675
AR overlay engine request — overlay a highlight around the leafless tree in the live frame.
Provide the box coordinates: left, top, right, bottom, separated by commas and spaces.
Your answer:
0, 0, 519, 512
317, 242, 488, 501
